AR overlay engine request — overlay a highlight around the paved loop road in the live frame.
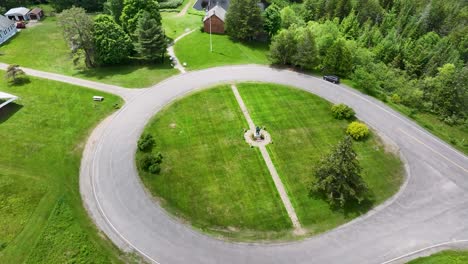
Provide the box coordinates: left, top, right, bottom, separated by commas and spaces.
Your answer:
79, 65, 468, 264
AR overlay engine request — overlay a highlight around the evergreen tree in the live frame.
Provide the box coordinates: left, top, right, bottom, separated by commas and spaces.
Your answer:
120, 0, 161, 35
135, 11, 167, 62
93, 15, 132, 65
225, 0, 263, 41
311, 136, 368, 207
340, 9, 360, 39
333, 0, 352, 20
269, 28, 298, 65
302, 0, 326, 22
292, 27, 318, 69
104, 0, 124, 23
323, 38, 353, 77
263, 4, 282, 37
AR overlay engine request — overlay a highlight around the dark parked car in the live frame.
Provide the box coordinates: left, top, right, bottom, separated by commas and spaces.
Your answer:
323, 75, 340, 84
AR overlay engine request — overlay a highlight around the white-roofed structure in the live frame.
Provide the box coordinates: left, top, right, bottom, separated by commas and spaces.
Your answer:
5, 7, 30, 21
0, 92, 18, 109
0, 15, 16, 45
203, 5, 226, 34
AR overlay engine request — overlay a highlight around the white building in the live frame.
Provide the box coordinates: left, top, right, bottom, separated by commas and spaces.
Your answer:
0, 15, 17, 45
5, 7, 30, 21
0, 92, 18, 109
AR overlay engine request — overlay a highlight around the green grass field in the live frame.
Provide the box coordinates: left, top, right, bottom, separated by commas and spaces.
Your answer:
0, 74, 124, 262
138, 83, 403, 240
162, 12, 203, 40
237, 83, 403, 233
138, 86, 292, 240
174, 31, 270, 70
0, 17, 178, 88
408, 251, 468, 264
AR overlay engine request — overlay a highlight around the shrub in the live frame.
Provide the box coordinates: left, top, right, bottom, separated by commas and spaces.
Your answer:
331, 103, 355, 119
139, 153, 158, 171
149, 163, 161, 174
346, 121, 369, 140
138, 134, 155, 151
139, 152, 163, 173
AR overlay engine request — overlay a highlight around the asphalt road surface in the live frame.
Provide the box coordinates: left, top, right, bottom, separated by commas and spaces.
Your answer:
79, 65, 468, 264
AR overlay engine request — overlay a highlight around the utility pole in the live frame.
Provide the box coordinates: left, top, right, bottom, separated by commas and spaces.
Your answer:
209, 0, 213, 52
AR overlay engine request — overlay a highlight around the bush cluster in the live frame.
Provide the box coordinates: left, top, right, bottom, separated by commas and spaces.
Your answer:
138, 134, 155, 152
331, 103, 355, 120
139, 153, 163, 174
346, 121, 369, 140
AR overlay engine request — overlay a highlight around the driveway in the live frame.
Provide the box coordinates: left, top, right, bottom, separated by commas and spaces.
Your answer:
80, 65, 468, 264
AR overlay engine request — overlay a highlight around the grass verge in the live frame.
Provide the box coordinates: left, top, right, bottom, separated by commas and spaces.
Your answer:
174, 31, 270, 70
0, 74, 124, 263
407, 250, 468, 264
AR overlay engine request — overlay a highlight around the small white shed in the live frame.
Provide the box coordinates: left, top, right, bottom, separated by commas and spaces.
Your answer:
5, 7, 30, 21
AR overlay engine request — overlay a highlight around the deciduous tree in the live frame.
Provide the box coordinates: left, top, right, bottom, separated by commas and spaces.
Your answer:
93, 15, 132, 65
269, 28, 298, 65
58, 7, 95, 68
120, 0, 161, 35
263, 3, 282, 37
323, 38, 353, 77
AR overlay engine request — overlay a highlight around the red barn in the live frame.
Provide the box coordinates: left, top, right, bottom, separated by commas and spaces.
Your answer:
203, 5, 226, 34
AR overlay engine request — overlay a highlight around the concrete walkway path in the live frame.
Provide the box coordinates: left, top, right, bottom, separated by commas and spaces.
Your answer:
167, 29, 196, 73
231, 84, 304, 234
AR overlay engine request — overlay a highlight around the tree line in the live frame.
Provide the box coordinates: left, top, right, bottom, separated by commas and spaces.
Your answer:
57, 0, 167, 68
225, 0, 467, 125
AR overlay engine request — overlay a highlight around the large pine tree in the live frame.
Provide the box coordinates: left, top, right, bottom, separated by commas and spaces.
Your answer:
135, 11, 167, 62
311, 136, 368, 207
225, 0, 263, 41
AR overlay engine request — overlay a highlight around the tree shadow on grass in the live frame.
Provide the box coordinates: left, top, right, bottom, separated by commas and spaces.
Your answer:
309, 189, 376, 218
0, 103, 23, 124
75, 59, 175, 81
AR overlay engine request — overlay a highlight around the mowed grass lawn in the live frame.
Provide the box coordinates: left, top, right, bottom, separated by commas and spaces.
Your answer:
174, 31, 270, 70
139, 86, 292, 240
162, 12, 203, 40
0, 17, 178, 88
139, 83, 403, 240
0, 75, 123, 262
408, 251, 468, 264
238, 83, 403, 234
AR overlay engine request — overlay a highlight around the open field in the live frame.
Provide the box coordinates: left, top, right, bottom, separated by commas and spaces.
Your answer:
408, 250, 468, 264
0, 17, 178, 88
138, 83, 403, 240
175, 31, 270, 70
0, 74, 123, 263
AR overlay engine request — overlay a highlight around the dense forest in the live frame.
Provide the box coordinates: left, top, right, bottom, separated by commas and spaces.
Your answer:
261, 0, 467, 125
